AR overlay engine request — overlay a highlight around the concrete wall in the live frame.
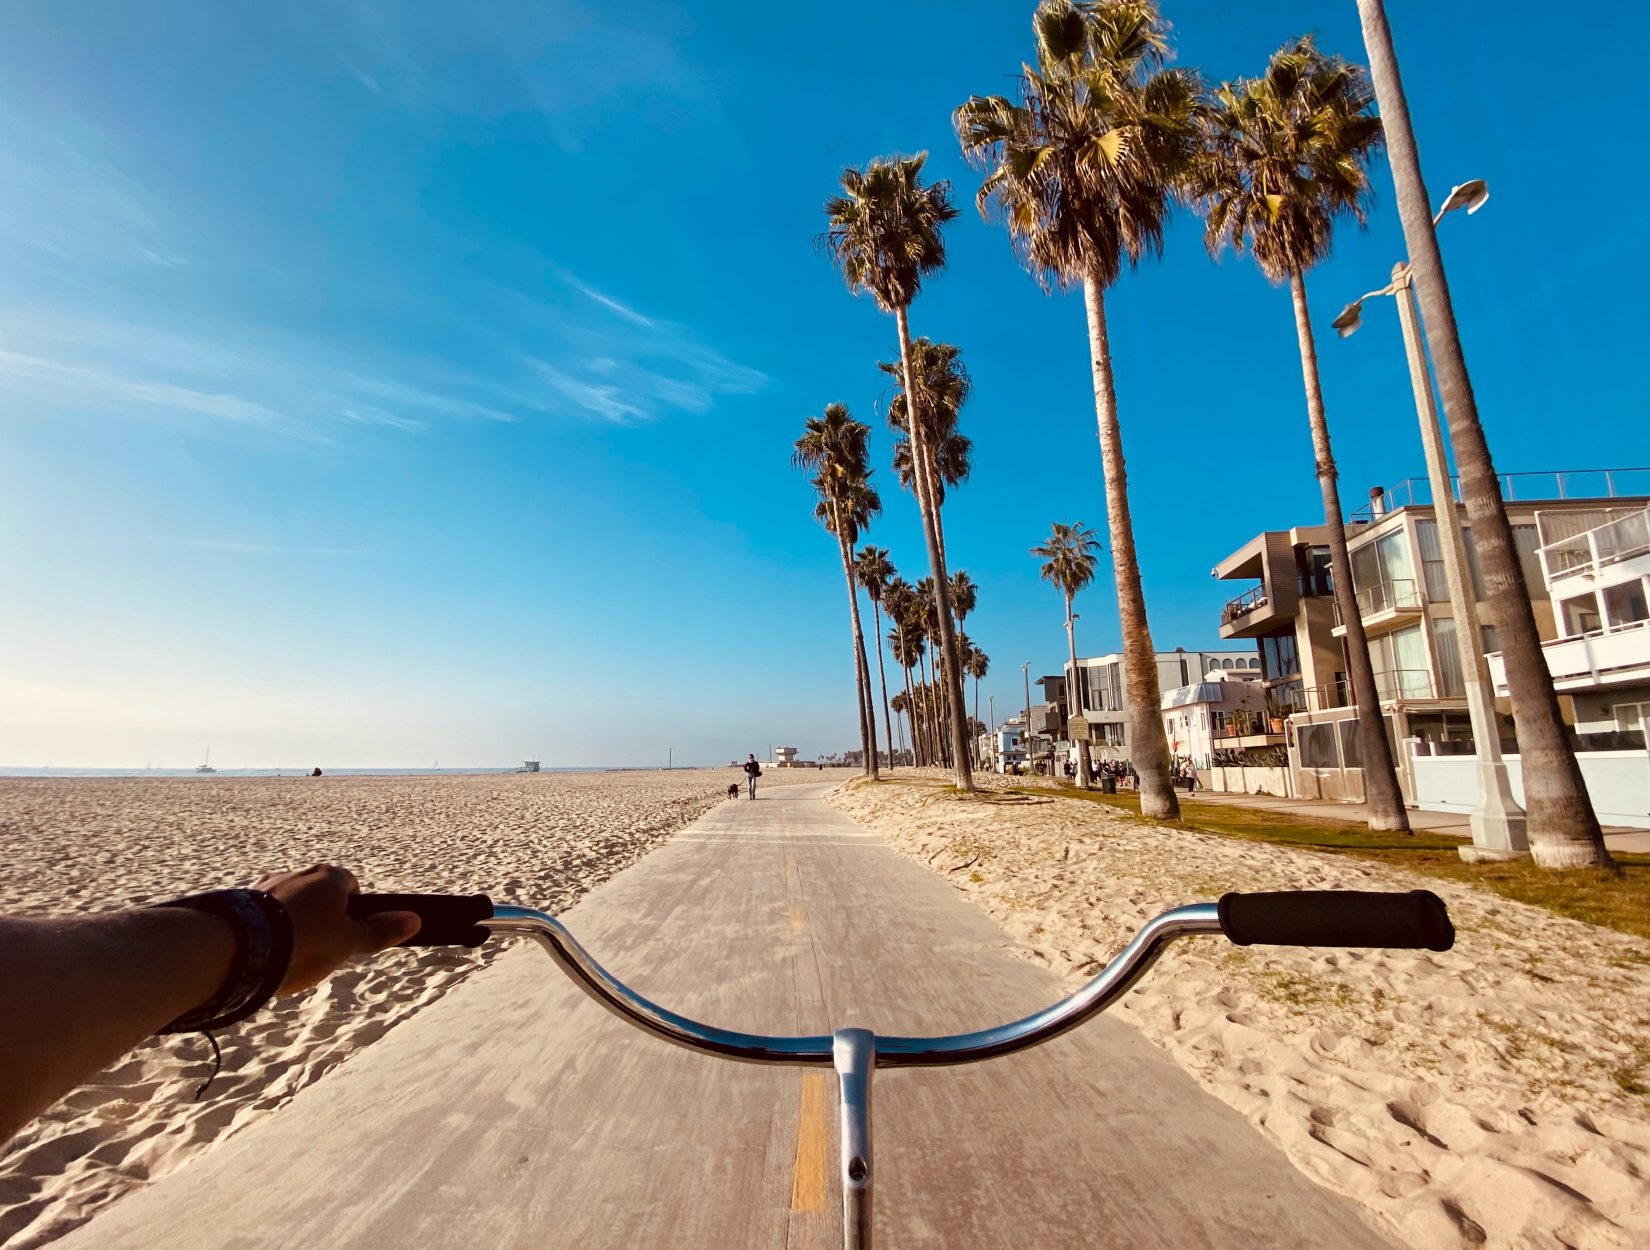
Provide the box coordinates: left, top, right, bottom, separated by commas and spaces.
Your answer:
1204, 765, 1294, 798
1411, 750, 1650, 829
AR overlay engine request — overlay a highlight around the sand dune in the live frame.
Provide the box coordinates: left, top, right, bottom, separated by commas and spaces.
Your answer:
0, 768, 822, 1248
828, 774, 1650, 1250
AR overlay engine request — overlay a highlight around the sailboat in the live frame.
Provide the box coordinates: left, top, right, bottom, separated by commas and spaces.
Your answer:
196, 748, 217, 774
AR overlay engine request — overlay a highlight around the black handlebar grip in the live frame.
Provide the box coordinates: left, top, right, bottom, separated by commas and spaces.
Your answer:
1217, 889, 1454, 951
347, 893, 495, 947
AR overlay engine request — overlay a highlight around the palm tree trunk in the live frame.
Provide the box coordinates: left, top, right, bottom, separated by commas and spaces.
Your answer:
1067, 593, 1093, 788
835, 522, 879, 780
902, 663, 918, 766
920, 651, 937, 766
1354, 0, 1609, 869
871, 599, 896, 772
1290, 270, 1410, 832
895, 306, 974, 791
973, 675, 981, 768
1081, 271, 1178, 819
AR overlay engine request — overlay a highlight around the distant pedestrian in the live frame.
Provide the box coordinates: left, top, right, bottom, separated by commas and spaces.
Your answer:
743, 753, 762, 799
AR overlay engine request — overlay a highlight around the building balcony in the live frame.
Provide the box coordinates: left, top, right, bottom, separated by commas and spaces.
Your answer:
1351, 468, 1650, 525
1370, 668, 1437, 701
1540, 508, 1650, 591
1486, 619, 1650, 695
1332, 578, 1425, 636
1219, 583, 1283, 639
1213, 731, 1287, 751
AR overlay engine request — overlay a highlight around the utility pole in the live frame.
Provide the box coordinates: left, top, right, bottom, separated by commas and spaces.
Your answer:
1022, 661, 1033, 772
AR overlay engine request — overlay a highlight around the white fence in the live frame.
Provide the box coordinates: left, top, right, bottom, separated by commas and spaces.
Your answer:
1411, 750, 1650, 829
1202, 765, 1294, 798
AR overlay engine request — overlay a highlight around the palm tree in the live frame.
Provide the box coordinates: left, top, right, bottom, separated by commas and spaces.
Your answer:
822, 154, 975, 792
889, 688, 911, 763
793, 404, 881, 780
880, 338, 975, 568
913, 577, 948, 766
885, 579, 923, 764
956, 0, 1200, 818
855, 545, 899, 772
1352, 0, 1610, 868
1032, 522, 1102, 787
965, 642, 990, 763
1188, 38, 1410, 834
949, 570, 978, 631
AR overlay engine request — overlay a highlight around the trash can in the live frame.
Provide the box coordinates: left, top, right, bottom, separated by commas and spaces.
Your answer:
1100, 776, 1117, 794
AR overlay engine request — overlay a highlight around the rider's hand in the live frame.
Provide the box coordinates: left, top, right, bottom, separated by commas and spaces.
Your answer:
254, 864, 421, 994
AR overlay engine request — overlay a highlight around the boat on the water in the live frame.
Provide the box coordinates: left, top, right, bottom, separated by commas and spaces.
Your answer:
195, 748, 217, 774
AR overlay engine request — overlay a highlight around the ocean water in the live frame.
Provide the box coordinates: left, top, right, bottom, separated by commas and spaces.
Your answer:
0, 766, 664, 779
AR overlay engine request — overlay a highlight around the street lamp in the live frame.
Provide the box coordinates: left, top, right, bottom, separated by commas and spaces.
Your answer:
1022, 661, 1033, 774
1335, 179, 1528, 861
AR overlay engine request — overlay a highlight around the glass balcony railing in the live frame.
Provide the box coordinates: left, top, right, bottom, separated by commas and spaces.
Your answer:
1333, 578, 1424, 625
1538, 508, 1650, 583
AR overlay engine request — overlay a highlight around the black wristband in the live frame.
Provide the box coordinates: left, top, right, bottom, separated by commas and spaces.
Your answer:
152, 889, 295, 1033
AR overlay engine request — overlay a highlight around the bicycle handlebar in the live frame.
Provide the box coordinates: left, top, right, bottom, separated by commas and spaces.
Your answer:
348, 888, 1453, 1067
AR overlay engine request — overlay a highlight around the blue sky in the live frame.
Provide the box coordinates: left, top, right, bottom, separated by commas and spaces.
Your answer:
3, 0, 1646, 768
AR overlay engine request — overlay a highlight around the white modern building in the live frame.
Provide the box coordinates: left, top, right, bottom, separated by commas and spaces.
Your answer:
1065, 648, 1261, 764
1487, 507, 1650, 735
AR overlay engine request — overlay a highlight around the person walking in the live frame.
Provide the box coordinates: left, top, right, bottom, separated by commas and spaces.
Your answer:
743, 753, 762, 799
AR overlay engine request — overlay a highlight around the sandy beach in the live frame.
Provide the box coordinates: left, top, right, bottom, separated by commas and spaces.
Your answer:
0, 768, 822, 1248
828, 774, 1650, 1250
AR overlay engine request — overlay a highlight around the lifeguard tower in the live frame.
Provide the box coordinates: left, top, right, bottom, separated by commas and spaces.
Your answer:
773, 746, 799, 769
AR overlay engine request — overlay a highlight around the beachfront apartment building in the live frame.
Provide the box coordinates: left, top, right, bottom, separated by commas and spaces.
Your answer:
1486, 506, 1650, 735
1214, 470, 1650, 802
1160, 670, 1275, 772
1063, 648, 1260, 764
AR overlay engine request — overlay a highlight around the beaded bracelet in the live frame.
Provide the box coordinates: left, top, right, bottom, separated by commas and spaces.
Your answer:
152, 889, 295, 1033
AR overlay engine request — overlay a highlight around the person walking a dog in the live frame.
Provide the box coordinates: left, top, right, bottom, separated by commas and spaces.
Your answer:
743, 753, 762, 799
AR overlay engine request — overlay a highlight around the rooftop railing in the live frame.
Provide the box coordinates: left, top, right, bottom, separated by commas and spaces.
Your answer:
1349, 468, 1650, 526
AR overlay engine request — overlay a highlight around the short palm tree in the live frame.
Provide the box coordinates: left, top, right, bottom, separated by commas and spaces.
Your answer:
1032, 522, 1102, 787
885, 578, 923, 764
855, 545, 899, 772
880, 338, 974, 567
822, 154, 974, 791
956, 0, 1200, 818
793, 404, 881, 779
1352, 0, 1610, 868
1188, 37, 1409, 834
949, 570, 977, 632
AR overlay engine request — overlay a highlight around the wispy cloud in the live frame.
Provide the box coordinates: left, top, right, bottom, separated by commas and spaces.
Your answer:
0, 349, 282, 426
560, 272, 655, 327
176, 540, 372, 556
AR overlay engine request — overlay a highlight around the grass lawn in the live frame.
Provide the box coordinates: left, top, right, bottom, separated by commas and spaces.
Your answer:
1005, 784, 1650, 943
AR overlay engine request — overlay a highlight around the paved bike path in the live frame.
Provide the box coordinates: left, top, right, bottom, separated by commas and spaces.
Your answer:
61, 783, 1400, 1249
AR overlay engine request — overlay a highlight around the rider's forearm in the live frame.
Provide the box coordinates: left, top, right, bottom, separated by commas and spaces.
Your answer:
0, 909, 235, 1140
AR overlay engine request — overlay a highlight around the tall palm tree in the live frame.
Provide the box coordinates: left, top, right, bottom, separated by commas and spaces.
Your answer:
822, 154, 975, 791
1352, 0, 1610, 868
956, 0, 1200, 818
949, 570, 978, 632
1032, 521, 1102, 787
889, 688, 911, 763
880, 337, 974, 568
1189, 38, 1410, 834
913, 577, 948, 766
855, 545, 899, 773
966, 642, 990, 762
885, 579, 923, 764
793, 404, 881, 779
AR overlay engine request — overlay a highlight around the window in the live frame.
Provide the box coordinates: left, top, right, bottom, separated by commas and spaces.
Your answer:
1462, 527, 1488, 600
1296, 545, 1333, 596
1297, 722, 1339, 769
1603, 580, 1649, 628
1260, 631, 1300, 681
1511, 525, 1545, 590
1221, 659, 1234, 670
1616, 704, 1646, 734
1481, 624, 1500, 654
1561, 592, 1602, 636
1433, 616, 1464, 698
1368, 624, 1431, 698
1415, 520, 1450, 601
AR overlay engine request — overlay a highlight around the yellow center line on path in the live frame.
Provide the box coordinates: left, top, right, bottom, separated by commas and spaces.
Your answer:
790, 1073, 828, 1212
789, 902, 806, 934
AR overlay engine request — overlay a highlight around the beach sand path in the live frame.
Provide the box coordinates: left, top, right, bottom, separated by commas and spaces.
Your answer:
54, 782, 1399, 1249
